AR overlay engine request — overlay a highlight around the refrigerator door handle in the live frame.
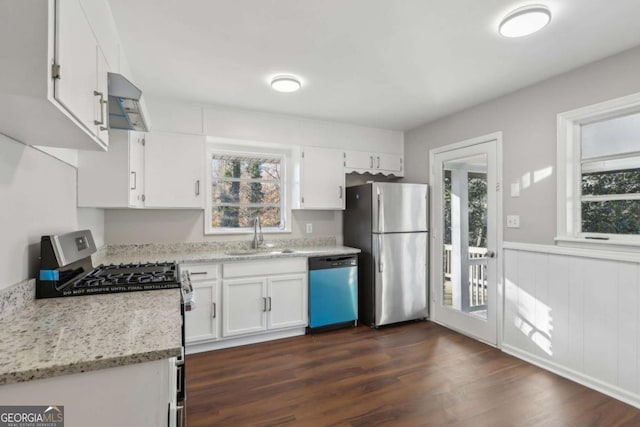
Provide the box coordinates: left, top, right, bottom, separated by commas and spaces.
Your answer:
376, 186, 384, 233
378, 234, 384, 273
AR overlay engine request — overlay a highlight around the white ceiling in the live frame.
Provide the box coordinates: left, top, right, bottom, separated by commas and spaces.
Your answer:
108, 0, 640, 131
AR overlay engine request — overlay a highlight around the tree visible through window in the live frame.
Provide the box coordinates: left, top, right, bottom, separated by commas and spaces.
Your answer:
443, 170, 488, 248
210, 154, 283, 229
579, 111, 640, 235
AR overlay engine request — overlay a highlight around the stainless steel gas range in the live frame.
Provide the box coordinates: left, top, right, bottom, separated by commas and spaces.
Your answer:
36, 230, 191, 427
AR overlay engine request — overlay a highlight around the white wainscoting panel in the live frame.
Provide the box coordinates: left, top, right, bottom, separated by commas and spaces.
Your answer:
503, 243, 640, 407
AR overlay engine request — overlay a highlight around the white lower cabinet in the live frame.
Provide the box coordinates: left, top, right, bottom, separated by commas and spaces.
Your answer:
222, 277, 268, 337
183, 258, 308, 353
0, 358, 177, 427
185, 281, 218, 343
267, 275, 308, 329
183, 263, 219, 344
221, 274, 307, 337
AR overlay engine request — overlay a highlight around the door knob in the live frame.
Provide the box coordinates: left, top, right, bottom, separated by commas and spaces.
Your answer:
486, 250, 496, 258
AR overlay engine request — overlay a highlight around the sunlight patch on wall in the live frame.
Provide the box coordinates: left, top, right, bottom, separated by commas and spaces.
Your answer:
534, 166, 553, 183
506, 278, 553, 356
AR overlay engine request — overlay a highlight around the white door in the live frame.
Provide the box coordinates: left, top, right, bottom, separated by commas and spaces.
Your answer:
222, 277, 267, 337
430, 135, 501, 345
144, 132, 204, 208
376, 153, 403, 174
185, 281, 218, 343
267, 274, 307, 329
128, 132, 145, 207
344, 150, 374, 170
300, 146, 345, 209
54, 0, 98, 135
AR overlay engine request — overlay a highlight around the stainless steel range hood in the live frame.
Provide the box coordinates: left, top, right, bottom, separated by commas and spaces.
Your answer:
107, 72, 150, 132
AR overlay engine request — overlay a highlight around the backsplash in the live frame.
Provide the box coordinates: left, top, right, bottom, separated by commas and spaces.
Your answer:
96, 235, 338, 263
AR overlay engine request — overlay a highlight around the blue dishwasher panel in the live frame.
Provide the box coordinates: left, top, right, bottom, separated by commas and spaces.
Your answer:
309, 266, 358, 328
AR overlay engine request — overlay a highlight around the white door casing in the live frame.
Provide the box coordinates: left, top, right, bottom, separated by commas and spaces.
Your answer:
429, 132, 503, 346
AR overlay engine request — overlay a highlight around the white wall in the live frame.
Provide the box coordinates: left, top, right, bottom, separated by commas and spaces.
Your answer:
404, 45, 640, 244
0, 134, 104, 290
104, 98, 404, 245
503, 244, 640, 408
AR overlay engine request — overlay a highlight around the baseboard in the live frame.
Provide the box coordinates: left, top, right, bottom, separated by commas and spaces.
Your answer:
186, 327, 306, 354
502, 343, 640, 409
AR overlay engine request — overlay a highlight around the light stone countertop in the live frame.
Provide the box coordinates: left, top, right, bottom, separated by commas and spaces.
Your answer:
0, 287, 182, 385
99, 245, 361, 265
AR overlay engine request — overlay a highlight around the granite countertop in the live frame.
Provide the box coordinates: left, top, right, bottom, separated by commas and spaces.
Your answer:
0, 287, 182, 385
99, 245, 361, 265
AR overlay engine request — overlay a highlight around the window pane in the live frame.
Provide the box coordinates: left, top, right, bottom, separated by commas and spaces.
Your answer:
582, 169, 640, 196
468, 172, 487, 248
582, 200, 640, 234
211, 158, 280, 180
581, 112, 640, 159
212, 181, 281, 205
211, 206, 282, 228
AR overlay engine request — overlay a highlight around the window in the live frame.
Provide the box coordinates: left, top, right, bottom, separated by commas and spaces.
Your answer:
557, 92, 640, 247
205, 142, 290, 234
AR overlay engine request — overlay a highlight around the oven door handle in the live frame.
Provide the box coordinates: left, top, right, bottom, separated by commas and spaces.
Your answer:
176, 348, 185, 366
176, 363, 183, 394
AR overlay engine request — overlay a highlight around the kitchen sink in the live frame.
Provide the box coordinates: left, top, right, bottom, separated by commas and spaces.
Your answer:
223, 248, 296, 256
224, 250, 260, 256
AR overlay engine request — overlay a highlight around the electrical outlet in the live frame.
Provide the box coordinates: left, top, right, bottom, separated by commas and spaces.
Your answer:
507, 215, 520, 228
306, 223, 313, 233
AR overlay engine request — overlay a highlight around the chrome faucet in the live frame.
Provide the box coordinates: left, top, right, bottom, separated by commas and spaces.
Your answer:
252, 216, 264, 249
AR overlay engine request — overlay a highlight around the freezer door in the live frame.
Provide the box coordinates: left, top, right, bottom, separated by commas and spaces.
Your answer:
372, 232, 428, 326
371, 183, 428, 233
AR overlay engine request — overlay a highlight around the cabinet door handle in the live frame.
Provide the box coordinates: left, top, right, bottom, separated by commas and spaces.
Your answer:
195, 180, 200, 196
130, 171, 137, 190
212, 302, 216, 319
377, 156, 381, 169
189, 271, 207, 276
339, 185, 343, 199
370, 156, 374, 168
268, 297, 272, 312
262, 297, 267, 312
93, 91, 105, 125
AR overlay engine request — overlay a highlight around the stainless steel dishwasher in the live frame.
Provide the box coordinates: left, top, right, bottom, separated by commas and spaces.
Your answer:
308, 255, 358, 330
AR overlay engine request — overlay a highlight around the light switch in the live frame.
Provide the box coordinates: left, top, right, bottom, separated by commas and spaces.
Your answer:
511, 183, 520, 197
306, 223, 313, 233
507, 215, 520, 228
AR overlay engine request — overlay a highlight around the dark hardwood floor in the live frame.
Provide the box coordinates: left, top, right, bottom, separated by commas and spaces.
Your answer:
186, 322, 640, 426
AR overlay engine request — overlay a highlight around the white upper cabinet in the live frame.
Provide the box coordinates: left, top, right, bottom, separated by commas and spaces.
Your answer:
78, 130, 204, 209
0, 0, 119, 151
295, 146, 345, 210
345, 150, 404, 176
78, 130, 144, 208
144, 132, 205, 209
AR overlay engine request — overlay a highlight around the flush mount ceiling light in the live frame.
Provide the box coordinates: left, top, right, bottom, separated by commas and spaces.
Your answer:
270, 75, 302, 93
499, 5, 551, 37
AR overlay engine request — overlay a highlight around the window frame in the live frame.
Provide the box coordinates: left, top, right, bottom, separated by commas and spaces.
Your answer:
556, 92, 640, 250
204, 137, 292, 235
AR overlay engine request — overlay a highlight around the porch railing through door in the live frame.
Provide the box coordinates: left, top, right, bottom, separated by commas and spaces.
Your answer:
444, 245, 488, 309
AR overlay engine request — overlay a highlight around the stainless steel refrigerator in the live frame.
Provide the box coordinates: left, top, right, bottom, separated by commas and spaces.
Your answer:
344, 182, 428, 327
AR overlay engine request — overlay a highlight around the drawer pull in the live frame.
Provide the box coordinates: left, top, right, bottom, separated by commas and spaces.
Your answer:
189, 272, 207, 276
